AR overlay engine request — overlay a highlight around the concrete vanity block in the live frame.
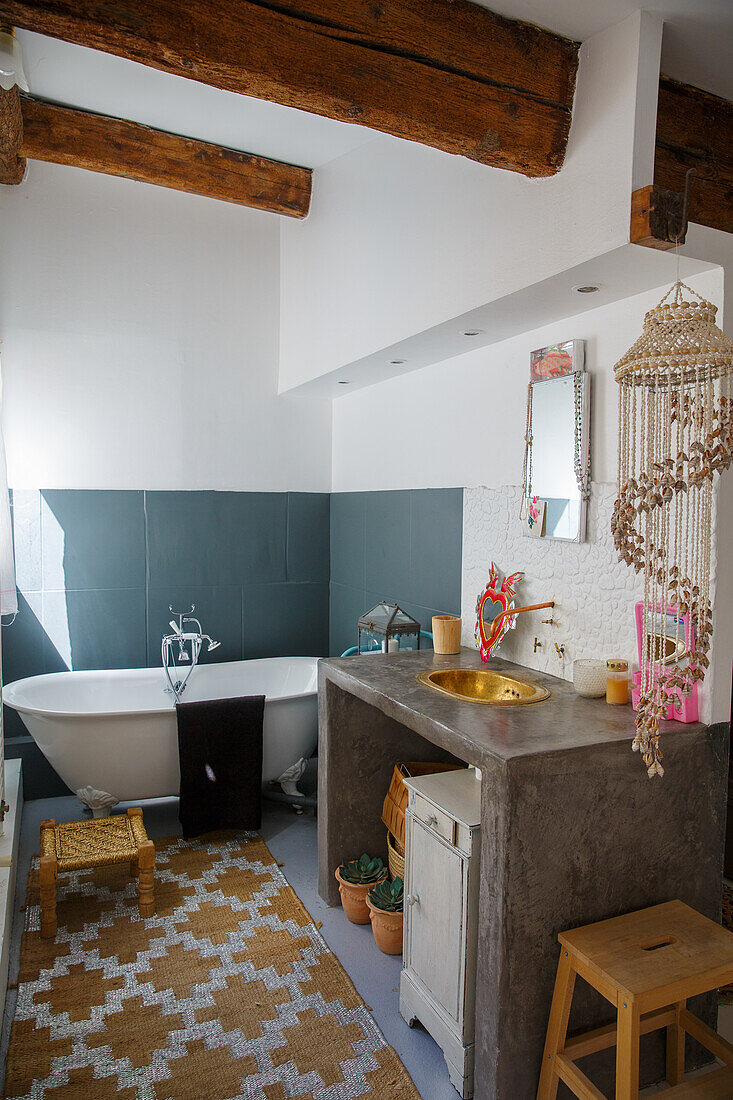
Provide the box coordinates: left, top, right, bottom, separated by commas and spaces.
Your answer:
317, 648, 729, 1100
317, 675, 463, 905
480, 727, 727, 1098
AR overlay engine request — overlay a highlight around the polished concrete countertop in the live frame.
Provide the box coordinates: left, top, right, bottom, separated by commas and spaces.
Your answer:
318, 646, 705, 765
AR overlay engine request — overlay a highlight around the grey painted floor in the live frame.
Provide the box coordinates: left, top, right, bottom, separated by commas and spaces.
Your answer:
0, 795, 457, 1100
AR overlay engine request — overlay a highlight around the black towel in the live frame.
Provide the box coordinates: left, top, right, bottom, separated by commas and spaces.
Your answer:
176, 695, 265, 839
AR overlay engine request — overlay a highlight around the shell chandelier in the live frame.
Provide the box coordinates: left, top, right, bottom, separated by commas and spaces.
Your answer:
612, 280, 733, 777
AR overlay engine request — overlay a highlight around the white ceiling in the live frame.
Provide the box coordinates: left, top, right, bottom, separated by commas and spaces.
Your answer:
480, 0, 733, 100
16, 1, 731, 175
286, 245, 716, 396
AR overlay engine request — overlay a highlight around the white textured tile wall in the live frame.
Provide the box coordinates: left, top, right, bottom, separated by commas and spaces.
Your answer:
461, 483, 724, 724
462, 483, 644, 681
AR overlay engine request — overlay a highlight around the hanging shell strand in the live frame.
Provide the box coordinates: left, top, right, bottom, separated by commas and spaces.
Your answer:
612, 281, 733, 778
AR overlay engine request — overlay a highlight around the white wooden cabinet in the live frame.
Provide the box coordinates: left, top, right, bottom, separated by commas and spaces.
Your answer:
400, 768, 481, 1098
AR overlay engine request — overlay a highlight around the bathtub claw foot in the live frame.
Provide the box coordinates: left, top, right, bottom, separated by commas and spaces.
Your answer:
277, 757, 307, 798
76, 786, 119, 818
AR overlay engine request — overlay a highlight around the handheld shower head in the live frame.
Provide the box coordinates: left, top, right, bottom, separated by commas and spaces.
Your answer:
207, 639, 221, 652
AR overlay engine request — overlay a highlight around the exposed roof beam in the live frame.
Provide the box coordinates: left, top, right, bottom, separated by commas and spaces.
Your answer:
1, 94, 312, 216
654, 77, 733, 236
0, 0, 579, 178
631, 77, 732, 249
0, 87, 25, 184
630, 183, 685, 252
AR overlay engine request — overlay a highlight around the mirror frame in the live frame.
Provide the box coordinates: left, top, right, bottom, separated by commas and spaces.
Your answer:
522, 369, 591, 544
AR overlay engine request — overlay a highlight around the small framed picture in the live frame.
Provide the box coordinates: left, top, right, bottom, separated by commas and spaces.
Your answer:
525, 496, 546, 538
530, 340, 584, 382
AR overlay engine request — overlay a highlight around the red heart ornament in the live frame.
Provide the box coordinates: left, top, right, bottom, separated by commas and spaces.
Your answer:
476, 587, 513, 662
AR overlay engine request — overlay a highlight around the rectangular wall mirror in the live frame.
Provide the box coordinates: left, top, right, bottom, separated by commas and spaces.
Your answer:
523, 370, 590, 543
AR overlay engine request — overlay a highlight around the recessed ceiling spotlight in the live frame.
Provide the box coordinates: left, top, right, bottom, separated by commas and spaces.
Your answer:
337, 380, 351, 385
390, 358, 407, 365
462, 329, 483, 337
572, 284, 600, 294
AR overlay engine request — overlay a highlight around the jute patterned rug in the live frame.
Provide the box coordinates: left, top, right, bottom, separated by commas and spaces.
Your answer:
5, 831, 419, 1099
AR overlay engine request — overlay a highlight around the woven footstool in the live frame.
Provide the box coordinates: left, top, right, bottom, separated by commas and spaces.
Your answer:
39, 808, 155, 939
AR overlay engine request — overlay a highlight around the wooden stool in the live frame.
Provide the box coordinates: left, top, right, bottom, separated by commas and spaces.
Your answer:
39, 808, 155, 939
537, 900, 733, 1100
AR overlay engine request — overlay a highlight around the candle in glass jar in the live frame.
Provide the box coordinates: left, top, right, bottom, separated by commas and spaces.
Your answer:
606, 659, 629, 705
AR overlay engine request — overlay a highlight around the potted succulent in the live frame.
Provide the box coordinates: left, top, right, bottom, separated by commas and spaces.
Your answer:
335, 853, 387, 924
367, 876, 404, 954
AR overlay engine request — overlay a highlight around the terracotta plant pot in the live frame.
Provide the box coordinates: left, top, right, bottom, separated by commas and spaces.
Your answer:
367, 897, 404, 954
335, 867, 387, 924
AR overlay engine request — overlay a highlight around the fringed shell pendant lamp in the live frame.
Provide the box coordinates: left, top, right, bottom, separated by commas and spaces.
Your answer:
612, 280, 733, 777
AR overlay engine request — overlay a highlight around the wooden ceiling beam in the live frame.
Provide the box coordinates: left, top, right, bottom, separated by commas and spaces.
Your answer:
6, 95, 312, 216
0, 0, 579, 177
631, 77, 732, 248
0, 86, 25, 184
655, 77, 732, 235
630, 183, 686, 252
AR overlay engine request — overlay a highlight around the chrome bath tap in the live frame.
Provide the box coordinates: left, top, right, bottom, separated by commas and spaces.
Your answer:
162, 605, 220, 701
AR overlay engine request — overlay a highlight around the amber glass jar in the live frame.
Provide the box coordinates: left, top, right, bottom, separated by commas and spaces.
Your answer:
606, 659, 629, 705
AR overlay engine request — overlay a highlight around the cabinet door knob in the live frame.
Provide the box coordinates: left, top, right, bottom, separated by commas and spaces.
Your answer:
426, 814, 438, 828
405, 893, 420, 907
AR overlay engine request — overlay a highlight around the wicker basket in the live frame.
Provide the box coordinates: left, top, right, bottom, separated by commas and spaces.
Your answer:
381, 761, 463, 848
387, 831, 404, 880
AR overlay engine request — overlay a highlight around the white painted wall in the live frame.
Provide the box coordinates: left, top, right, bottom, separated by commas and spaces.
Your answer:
630, 12, 663, 190
279, 13, 651, 392
0, 162, 332, 491
331, 268, 724, 492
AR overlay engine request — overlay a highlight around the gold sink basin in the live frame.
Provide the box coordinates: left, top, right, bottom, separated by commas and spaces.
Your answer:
418, 668, 550, 705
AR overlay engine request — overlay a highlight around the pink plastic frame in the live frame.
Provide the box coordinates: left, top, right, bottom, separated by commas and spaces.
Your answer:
631, 600, 699, 724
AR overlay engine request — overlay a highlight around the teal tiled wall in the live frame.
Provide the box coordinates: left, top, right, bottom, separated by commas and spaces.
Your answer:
3, 489, 330, 797
4, 486, 464, 797
329, 489, 464, 657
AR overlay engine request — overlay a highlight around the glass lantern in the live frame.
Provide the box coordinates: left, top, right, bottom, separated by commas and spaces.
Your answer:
357, 602, 420, 655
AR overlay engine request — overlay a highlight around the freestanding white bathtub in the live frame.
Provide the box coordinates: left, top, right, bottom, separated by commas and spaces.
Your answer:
2, 657, 319, 802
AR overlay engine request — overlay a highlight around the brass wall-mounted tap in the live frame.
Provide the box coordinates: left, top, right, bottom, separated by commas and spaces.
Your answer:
533, 637, 542, 652
484, 602, 555, 659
